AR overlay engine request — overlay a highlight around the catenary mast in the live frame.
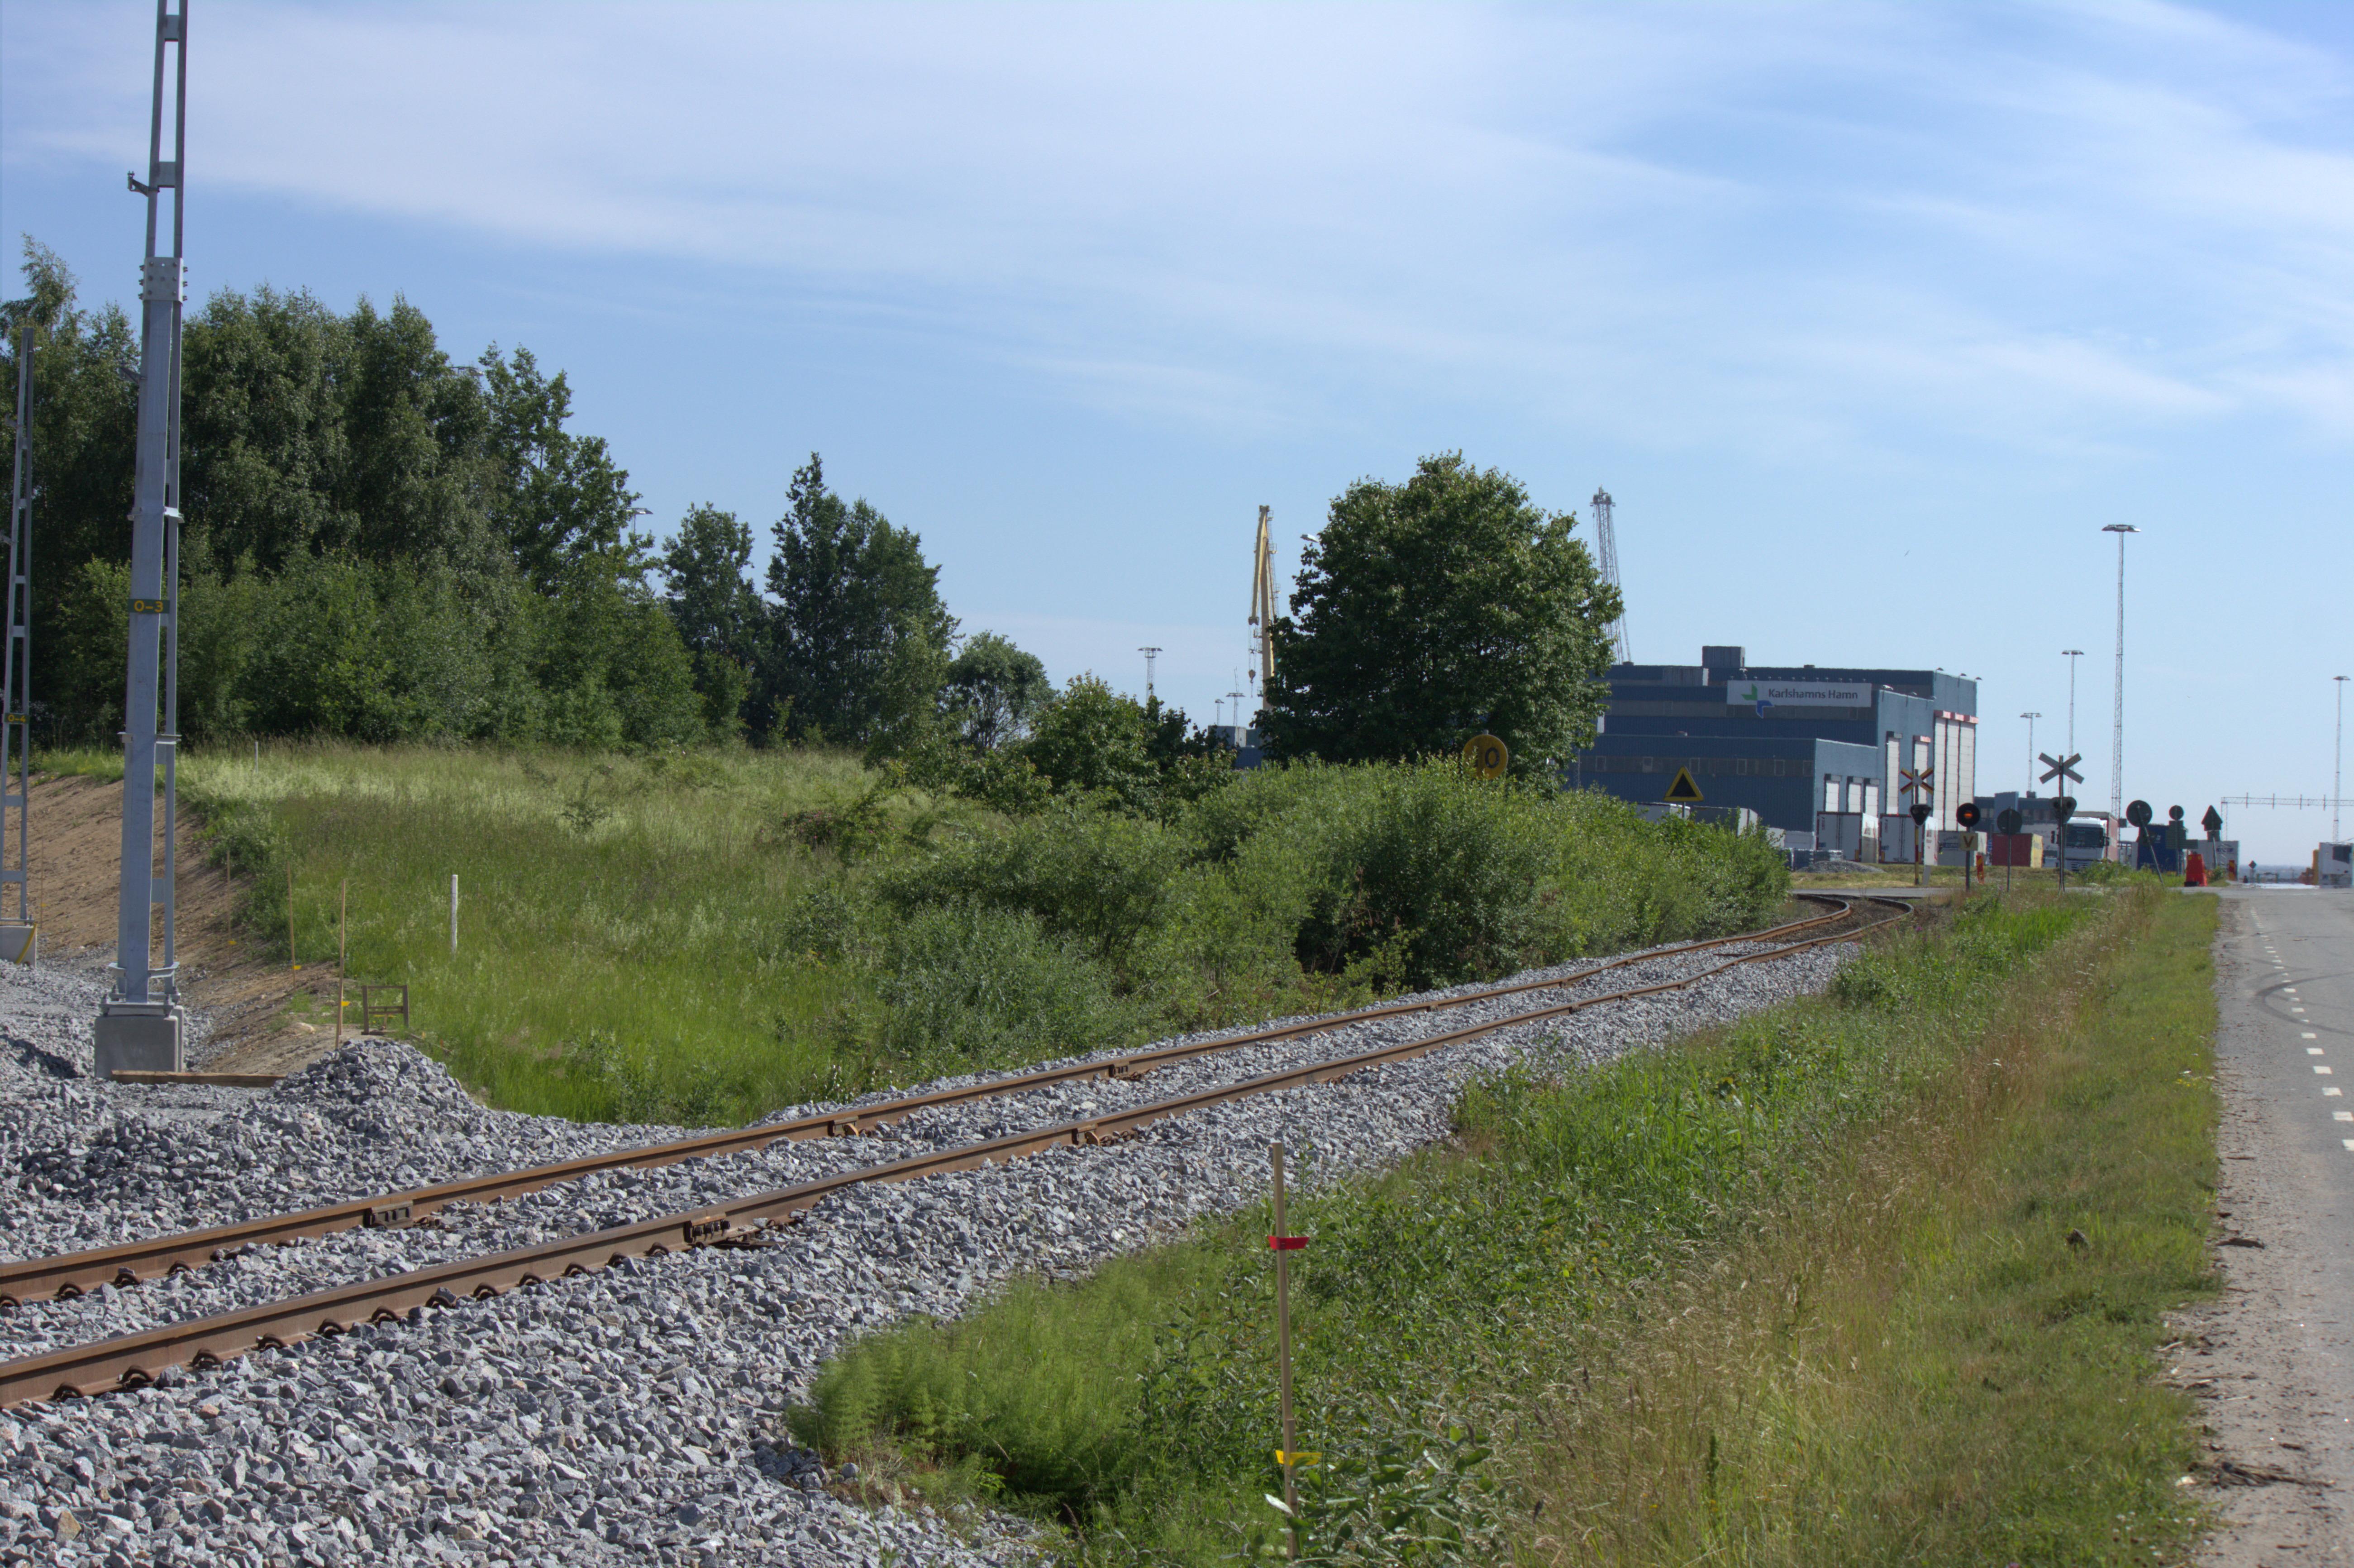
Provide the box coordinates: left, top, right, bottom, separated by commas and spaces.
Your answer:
3, 325, 35, 962
95, 0, 191, 1076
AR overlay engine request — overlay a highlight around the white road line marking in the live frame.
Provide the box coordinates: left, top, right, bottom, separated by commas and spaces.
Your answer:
2334, 1111, 2350, 1122
2306, 1032, 2320, 1039
2325, 1087, 2342, 1097
2319, 1066, 2335, 1074
2342, 1139, 2353, 1152
2310, 1048, 2326, 1056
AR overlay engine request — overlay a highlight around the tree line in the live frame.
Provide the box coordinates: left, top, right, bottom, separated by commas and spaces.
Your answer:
0, 239, 1620, 789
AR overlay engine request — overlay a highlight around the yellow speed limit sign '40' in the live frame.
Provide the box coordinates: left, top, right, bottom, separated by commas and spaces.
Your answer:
1462, 734, 1509, 779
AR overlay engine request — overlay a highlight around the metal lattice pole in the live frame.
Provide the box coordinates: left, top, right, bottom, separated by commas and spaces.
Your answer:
2102, 526, 2137, 828
98, 0, 190, 1071
4, 328, 33, 935
2020, 713, 2039, 796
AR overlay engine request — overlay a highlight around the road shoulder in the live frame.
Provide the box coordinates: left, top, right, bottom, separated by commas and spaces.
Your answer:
2183, 893, 2350, 1564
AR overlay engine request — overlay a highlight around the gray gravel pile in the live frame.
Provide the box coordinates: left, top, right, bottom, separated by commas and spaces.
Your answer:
1, 930, 1854, 1566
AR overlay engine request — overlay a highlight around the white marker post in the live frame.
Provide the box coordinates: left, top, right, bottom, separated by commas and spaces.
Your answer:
1268, 1143, 1315, 1559
449, 873, 459, 955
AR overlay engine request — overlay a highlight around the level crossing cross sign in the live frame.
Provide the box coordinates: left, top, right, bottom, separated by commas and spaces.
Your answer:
2039, 751, 2084, 788
1900, 766, 1934, 800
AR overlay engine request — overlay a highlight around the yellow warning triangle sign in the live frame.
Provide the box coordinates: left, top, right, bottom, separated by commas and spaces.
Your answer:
1663, 767, 1705, 804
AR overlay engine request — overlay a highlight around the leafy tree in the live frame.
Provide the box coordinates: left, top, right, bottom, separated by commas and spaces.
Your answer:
4, 239, 723, 750
1261, 452, 1619, 773
662, 504, 760, 735
479, 344, 641, 591
329, 297, 499, 568
761, 454, 957, 747
238, 554, 495, 741
944, 631, 1049, 749
1022, 675, 1160, 809
1, 243, 138, 731
180, 285, 353, 572
529, 542, 706, 748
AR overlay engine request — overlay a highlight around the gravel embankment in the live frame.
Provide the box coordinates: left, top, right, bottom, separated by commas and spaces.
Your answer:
0, 934, 1852, 1567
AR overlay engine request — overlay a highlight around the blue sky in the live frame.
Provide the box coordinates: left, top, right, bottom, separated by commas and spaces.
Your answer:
3, 1, 2349, 859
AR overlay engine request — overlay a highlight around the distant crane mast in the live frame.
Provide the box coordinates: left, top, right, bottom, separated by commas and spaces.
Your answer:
1248, 505, 1277, 707
1592, 488, 1630, 664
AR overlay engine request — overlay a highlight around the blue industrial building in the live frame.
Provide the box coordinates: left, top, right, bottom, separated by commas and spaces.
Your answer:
1572, 645, 1978, 862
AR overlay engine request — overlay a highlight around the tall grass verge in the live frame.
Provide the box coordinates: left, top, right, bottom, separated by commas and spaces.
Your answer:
800, 887, 2217, 1563
38, 744, 1787, 1126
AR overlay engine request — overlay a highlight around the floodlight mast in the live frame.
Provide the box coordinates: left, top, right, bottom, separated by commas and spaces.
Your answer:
2102, 524, 2137, 829
96, 0, 191, 1075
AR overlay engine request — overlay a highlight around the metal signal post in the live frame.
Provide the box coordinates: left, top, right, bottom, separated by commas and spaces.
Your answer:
95, 0, 191, 1076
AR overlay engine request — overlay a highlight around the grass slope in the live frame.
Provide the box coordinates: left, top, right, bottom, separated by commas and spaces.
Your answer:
42, 742, 1789, 1128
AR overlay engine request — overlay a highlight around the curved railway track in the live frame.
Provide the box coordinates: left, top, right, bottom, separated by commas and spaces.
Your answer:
0, 894, 1909, 1410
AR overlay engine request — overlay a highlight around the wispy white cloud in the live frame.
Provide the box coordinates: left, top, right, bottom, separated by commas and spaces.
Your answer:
6, 0, 2349, 449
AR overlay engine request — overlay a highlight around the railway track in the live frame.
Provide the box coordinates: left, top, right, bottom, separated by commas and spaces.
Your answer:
1, 895, 1868, 1311
0, 894, 1907, 1410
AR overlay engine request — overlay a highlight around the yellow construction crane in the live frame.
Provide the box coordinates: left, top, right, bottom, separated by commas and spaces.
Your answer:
1248, 505, 1277, 691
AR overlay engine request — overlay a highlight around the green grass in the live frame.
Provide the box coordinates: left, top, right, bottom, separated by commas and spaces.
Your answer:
45, 740, 953, 1121
1518, 886, 2219, 1565
799, 886, 2221, 1564
40, 742, 1792, 1129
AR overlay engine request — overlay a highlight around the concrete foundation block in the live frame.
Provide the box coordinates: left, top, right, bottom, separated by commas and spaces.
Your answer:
93, 1006, 186, 1078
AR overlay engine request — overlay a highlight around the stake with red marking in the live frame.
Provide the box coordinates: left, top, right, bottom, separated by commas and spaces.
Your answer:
1271, 1142, 1309, 1559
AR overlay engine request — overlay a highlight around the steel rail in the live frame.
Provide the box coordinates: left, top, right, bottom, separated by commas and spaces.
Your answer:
2, 898, 1868, 1310
0, 897, 1909, 1409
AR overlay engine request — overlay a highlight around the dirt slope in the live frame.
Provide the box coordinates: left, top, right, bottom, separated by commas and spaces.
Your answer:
26, 772, 339, 1074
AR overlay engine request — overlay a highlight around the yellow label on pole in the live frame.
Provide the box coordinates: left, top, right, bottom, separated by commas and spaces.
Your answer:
1275, 1450, 1322, 1467
1461, 734, 1508, 779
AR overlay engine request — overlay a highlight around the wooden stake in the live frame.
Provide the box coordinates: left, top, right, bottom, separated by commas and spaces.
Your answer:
287, 865, 295, 972
1272, 1141, 1299, 1560
335, 879, 347, 1048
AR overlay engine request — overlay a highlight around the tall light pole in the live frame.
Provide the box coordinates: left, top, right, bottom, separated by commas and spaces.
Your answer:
2101, 525, 2138, 827
2021, 713, 2041, 795
1138, 646, 1161, 703
2336, 676, 2348, 844
2062, 650, 2084, 757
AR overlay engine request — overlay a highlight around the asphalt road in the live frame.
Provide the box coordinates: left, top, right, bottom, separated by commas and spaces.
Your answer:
2191, 887, 2354, 1563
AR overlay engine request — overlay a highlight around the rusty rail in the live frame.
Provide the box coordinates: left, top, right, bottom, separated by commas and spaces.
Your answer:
0, 897, 1909, 1409
0, 898, 1869, 1312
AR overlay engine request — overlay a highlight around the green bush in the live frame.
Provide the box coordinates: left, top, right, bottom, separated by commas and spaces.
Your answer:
1275, 760, 1556, 986
878, 802, 1184, 968
878, 904, 1145, 1072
